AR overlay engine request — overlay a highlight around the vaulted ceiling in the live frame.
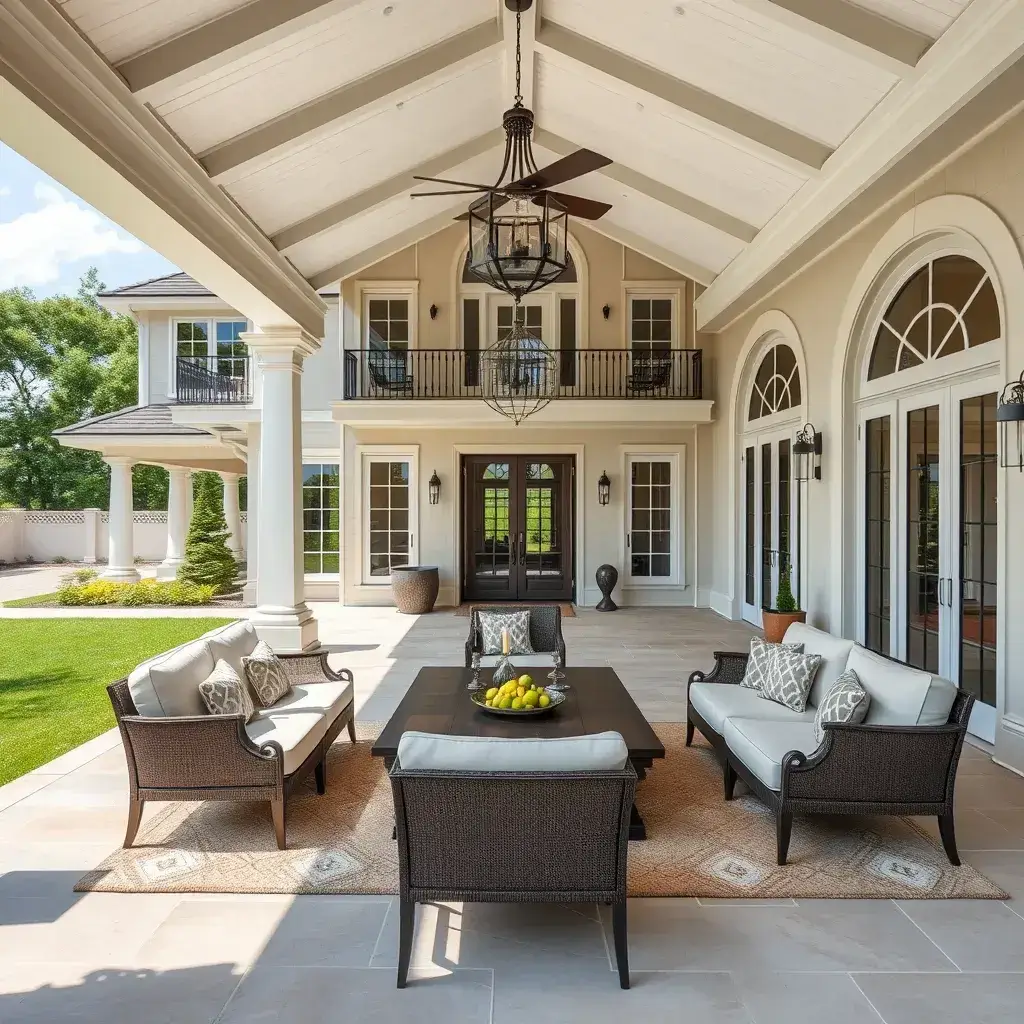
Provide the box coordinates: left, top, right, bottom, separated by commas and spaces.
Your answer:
9, 0, 1024, 330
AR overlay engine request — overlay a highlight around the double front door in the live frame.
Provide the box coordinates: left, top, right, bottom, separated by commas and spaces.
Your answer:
462, 455, 574, 602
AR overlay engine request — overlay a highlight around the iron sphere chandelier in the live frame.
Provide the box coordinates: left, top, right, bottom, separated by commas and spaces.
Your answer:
480, 302, 558, 425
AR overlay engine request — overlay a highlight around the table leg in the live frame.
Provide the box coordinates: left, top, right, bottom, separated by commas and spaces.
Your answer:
628, 802, 647, 841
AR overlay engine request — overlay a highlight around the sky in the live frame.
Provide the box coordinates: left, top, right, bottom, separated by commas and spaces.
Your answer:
0, 142, 179, 297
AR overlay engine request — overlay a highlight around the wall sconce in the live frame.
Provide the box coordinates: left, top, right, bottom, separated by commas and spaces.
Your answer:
428, 470, 441, 505
997, 370, 1024, 471
602, 304, 611, 320
597, 470, 611, 506
793, 423, 822, 482
429, 303, 439, 320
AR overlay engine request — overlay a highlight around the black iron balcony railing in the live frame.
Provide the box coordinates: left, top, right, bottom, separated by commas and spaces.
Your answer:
175, 356, 252, 404
343, 348, 702, 400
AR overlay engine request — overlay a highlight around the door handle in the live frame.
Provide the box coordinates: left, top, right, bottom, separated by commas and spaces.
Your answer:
509, 536, 517, 565
519, 531, 526, 565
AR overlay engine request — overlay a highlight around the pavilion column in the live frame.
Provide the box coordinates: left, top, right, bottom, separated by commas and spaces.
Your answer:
241, 327, 318, 651
243, 425, 260, 605
220, 471, 243, 562
102, 456, 140, 582
157, 467, 191, 579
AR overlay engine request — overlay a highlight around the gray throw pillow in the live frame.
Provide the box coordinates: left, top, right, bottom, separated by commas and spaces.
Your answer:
242, 640, 292, 707
814, 668, 871, 745
758, 649, 823, 713
198, 658, 255, 723
741, 636, 803, 691
478, 610, 534, 656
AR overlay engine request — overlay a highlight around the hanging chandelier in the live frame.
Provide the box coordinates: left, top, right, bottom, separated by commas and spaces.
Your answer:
480, 301, 558, 425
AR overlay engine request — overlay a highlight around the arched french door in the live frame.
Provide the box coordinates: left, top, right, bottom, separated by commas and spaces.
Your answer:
740, 341, 802, 627
855, 252, 1001, 741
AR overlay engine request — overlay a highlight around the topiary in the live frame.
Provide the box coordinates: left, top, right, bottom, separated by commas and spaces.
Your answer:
176, 471, 239, 594
774, 567, 798, 613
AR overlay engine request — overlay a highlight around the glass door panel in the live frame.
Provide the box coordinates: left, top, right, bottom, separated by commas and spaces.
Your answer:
743, 446, 756, 621
464, 459, 515, 601
864, 415, 892, 655
518, 458, 573, 600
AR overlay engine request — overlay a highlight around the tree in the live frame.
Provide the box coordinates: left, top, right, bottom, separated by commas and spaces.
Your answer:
177, 471, 238, 593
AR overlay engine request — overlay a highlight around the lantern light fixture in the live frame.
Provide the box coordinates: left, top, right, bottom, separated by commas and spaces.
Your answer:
429, 303, 438, 320
428, 470, 441, 505
602, 304, 611, 320
598, 470, 611, 506
793, 423, 822, 482
997, 370, 1024, 471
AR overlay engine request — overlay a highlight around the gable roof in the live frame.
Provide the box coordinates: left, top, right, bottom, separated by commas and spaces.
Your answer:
98, 272, 338, 300
53, 405, 211, 437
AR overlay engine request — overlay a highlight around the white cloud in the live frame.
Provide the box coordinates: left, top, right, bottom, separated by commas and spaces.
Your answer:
0, 181, 142, 289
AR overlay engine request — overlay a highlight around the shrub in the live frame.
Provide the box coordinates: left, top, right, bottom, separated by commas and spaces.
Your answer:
177, 472, 238, 594
775, 568, 799, 614
56, 577, 216, 607
51, 555, 70, 564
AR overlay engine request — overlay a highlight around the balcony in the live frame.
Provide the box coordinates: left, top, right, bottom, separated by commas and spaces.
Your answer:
342, 348, 703, 401
175, 357, 252, 404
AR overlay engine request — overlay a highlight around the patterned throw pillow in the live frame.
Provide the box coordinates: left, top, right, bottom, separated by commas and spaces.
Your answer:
198, 659, 255, 723
814, 668, 871, 745
740, 636, 804, 691
758, 649, 823, 713
242, 640, 292, 707
478, 610, 535, 656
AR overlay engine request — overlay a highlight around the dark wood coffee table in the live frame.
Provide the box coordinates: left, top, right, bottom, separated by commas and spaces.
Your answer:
372, 666, 666, 839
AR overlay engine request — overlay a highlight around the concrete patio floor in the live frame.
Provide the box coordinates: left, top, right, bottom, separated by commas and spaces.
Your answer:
2, 605, 1024, 1022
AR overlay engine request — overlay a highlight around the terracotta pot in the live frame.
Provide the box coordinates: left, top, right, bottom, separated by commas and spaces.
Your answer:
761, 609, 806, 644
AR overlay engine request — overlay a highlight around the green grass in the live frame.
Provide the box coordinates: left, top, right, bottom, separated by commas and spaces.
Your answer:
3, 593, 59, 608
0, 617, 233, 786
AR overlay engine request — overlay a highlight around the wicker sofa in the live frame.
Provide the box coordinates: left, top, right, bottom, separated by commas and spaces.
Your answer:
686, 623, 972, 866
107, 620, 355, 850
464, 605, 567, 667
390, 730, 636, 989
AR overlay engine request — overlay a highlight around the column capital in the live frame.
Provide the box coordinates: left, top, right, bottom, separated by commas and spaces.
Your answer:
241, 326, 320, 368
103, 455, 135, 467
218, 470, 241, 482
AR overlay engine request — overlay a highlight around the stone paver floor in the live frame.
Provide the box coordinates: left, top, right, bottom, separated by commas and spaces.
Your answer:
2, 605, 1024, 1022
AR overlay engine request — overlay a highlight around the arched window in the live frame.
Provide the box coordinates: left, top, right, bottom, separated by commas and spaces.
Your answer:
867, 255, 999, 380
748, 343, 801, 421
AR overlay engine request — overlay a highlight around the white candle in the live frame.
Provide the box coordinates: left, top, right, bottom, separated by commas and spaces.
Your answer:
501, 627, 510, 656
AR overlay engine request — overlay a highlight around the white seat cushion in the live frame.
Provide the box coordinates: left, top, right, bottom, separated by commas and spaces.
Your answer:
261, 680, 353, 722
723, 718, 820, 792
689, 682, 815, 735
246, 711, 328, 776
128, 639, 215, 718
201, 620, 259, 678
846, 646, 958, 726
782, 622, 855, 707
396, 731, 629, 772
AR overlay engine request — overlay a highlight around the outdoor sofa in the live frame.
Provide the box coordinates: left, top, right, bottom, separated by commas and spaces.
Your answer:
464, 604, 567, 667
107, 620, 355, 850
686, 623, 972, 865
389, 730, 636, 989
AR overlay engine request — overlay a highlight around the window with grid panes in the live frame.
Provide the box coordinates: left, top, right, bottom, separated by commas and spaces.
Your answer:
215, 320, 248, 379
496, 303, 543, 339
628, 457, 675, 581
175, 320, 209, 360
630, 297, 673, 354
302, 464, 340, 574
367, 460, 411, 578
367, 299, 410, 351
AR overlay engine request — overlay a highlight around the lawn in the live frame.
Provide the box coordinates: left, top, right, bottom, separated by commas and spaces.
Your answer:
3, 593, 58, 608
0, 617, 233, 786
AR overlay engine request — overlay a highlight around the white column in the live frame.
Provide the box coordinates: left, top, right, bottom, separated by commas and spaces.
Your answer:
102, 457, 140, 581
242, 327, 318, 651
221, 471, 243, 561
157, 467, 191, 579
82, 508, 100, 564
243, 424, 260, 606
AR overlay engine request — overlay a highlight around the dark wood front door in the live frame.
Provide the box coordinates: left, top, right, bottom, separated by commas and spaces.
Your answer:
462, 455, 574, 602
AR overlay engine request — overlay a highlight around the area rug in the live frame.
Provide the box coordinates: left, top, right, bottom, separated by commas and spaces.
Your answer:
454, 602, 576, 617
76, 723, 1006, 899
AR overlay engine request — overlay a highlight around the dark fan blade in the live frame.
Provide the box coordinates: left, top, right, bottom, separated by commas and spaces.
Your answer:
411, 189, 490, 198
510, 149, 612, 191
536, 191, 612, 220
413, 174, 496, 190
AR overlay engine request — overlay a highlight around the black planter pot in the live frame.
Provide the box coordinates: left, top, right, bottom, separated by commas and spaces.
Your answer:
595, 564, 618, 612
391, 566, 440, 614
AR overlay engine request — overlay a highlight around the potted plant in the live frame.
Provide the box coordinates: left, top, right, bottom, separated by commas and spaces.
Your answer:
761, 567, 806, 643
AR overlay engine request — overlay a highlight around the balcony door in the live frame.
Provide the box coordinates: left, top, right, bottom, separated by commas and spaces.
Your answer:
462, 455, 574, 603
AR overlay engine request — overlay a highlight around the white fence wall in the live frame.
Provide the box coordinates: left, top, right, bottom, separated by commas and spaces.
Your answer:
0, 510, 247, 564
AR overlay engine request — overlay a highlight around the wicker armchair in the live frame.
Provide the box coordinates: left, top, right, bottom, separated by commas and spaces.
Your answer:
107, 651, 355, 851
389, 759, 636, 989
464, 605, 567, 667
686, 650, 974, 865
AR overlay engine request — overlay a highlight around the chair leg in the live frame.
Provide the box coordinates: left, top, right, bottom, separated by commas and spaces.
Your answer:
123, 797, 144, 848
271, 798, 286, 850
938, 811, 961, 866
347, 717, 357, 744
776, 809, 793, 865
723, 759, 737, 801
314, 759, 326, 795
612, 900, 629, 990
397, 898, 415, 989
685, 719, 694, 747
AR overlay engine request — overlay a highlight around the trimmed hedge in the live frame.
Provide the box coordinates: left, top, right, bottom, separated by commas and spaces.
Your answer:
56, 571, 216, 607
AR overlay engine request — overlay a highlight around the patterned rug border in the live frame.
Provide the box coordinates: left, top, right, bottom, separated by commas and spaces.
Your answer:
75, 722, 1008, 900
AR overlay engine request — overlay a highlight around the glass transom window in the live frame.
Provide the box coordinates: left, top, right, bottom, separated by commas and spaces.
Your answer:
302, 464, 339, 575
748, 343, 801, 421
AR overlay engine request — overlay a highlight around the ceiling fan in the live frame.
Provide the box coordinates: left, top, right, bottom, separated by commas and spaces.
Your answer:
410, 0, 613, 223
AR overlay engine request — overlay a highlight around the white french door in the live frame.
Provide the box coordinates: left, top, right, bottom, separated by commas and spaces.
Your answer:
489, 296, 552, 345
860, 378, 999, 741
741, 429, 798, 627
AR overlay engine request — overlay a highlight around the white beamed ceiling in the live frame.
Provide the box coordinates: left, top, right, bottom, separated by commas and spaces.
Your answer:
35, 0, 1014, 328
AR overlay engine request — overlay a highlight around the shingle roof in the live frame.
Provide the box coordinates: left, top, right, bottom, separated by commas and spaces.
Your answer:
53, 405, 211, 437
99, 271, 338, 298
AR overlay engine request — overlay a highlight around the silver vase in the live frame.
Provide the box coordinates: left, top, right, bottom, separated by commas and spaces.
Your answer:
492, 656, 518, 686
